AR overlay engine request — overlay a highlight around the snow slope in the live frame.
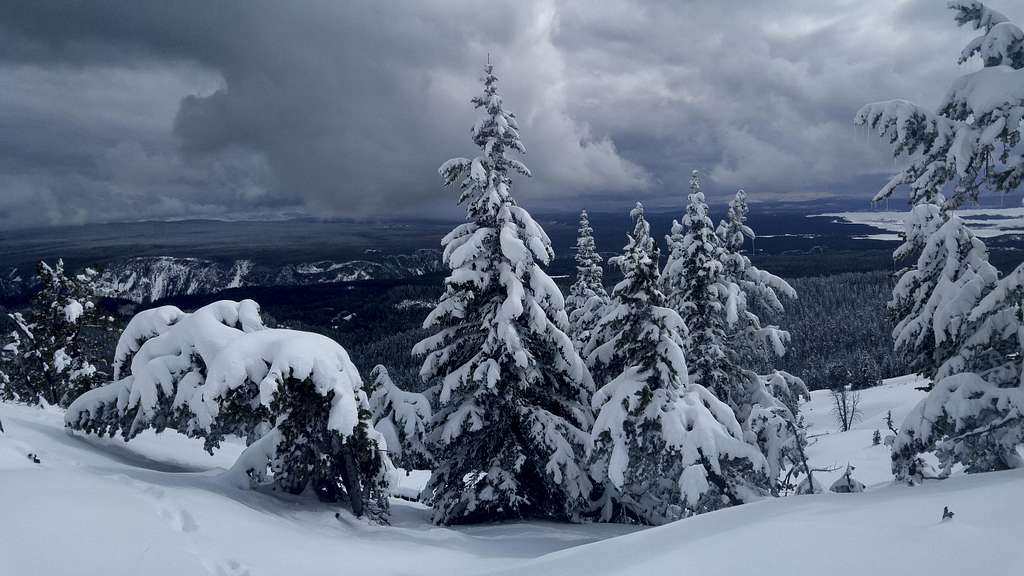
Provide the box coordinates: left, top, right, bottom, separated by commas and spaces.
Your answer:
2, 375, 1023, 576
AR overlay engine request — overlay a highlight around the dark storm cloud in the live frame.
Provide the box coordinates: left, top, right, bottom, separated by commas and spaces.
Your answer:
0, 0, 1021, 228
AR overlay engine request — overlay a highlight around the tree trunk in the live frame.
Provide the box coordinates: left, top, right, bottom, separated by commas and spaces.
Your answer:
340, 447, 364, 517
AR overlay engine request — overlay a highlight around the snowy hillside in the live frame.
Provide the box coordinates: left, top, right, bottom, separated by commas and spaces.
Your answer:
0, 251, 444, 303
94, 252, 443, 303
3, 375, 1021, 575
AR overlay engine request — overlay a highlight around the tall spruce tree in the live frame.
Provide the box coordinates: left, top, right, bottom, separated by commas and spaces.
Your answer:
663, 171, 732, 400
566, 210, 607, 313
413, 63, 593, 525
567, 210, 609, 351
715, 189, 796, 377
6, 260, 99, 406
585, 204, 770, 524
889, 203, 998, 385
858, 2, 1024, 479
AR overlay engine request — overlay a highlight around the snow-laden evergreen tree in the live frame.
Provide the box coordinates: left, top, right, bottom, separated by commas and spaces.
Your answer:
715, 189, 796, 370
584, 204, 770, 524
366, 365, 433, 470
5, 260, 100, 406
855, 1, 1024, 207
716, 189, 753, 253
665, 181, 807, 492
889, 203, 998, 384
858, 2, 1024, 480
567, 210, 610, 350
65, 301, 262, 441
893, 262, 1024, 480
413, 63, 593, 525
65, 300, 390, 519
663, 171, 732, 399
198, 329, 390, 519
566, 210, 607, 313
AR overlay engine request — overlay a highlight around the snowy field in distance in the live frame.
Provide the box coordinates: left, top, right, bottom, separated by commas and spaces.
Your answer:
2, 375, 1023, 576
819, 206, 1024, 240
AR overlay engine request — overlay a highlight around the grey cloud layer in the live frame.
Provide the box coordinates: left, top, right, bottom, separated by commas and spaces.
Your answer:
0, 0, 1019, 228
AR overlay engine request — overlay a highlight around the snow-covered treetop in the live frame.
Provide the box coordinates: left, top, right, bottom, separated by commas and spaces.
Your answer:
567, 209, 608, 314
683, 170, 713, 233
610, 203, 662, 309
664, 170, 725, 306
856, 2, 1024, 206
574, 210, 605, 291
438, 63, 531, 225
420, 61, 587, 405
586, 203, 687, 390
716, 190, 754, 253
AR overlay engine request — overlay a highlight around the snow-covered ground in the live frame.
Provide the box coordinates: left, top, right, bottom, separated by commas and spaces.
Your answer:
2, 375, 1022, 575
820, 206, 1024, 239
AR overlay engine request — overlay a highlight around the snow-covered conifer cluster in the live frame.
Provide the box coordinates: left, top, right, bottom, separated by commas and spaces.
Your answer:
584, 204, 771, 523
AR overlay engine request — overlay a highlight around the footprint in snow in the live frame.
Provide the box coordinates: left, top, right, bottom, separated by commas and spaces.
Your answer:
205, 558, 251, 576
159, 506, 199, 533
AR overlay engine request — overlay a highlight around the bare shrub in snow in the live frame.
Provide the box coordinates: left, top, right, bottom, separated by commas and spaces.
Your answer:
831, 386, 862, 433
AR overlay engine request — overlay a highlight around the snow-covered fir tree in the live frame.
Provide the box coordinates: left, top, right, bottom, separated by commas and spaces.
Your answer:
888, 203, 998, 384
855, 1, 1024, 207
714, 189, 797, 397
200, 329, 390, 518
858, 2, 1024, 480
893, 262, 1024, 480
567, 210, 610, 351
366, 365, 433, 470
584, 203, 771, 524
4, 260, 100, 406
664, 180, 806, 493
65, 300, 390, 519
715, 189, 753, 254
567, 209, 607, 313
662, 171, 733, 400
413, 63, 593, 525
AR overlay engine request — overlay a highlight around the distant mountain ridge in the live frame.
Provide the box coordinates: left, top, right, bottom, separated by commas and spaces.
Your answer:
0, 250, 443, 304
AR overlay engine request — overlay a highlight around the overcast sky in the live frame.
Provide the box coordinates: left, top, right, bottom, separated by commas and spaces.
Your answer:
1, 0, 1021, 229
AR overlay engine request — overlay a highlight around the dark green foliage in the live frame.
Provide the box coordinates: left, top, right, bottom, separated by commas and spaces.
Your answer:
825, 361, 852, 390
2, 260, 101, 406
208, 377, 389, 518
757, 271, 906, 390
204, 381, 273, 450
